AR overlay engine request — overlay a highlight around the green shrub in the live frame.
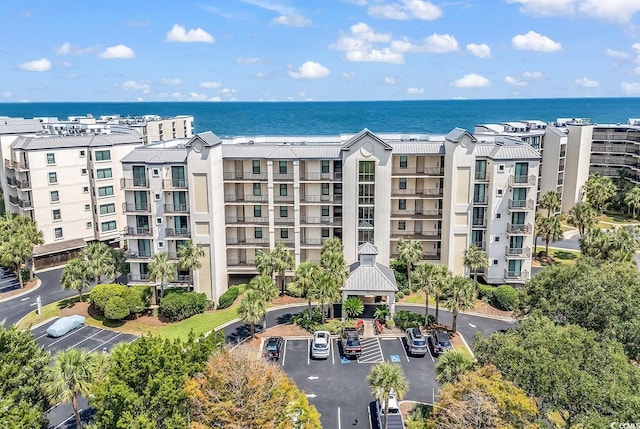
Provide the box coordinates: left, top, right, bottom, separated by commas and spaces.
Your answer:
393, 310, 425, 330
386, 319, 396, 329
477, 284, 495, 301
395, 291, 405, 300
492, 285, 518, 310
90, 284, 150, 315
90, 284, 125, 311
314, 320, 352, 335
344, 297, 365, 319
160, 291, 207, 322
291, 307, 322, 332
124, 286, 151, 314
394, 271, 408, 290
217, 286, 239, 309
285, 282, 304, 298
104, 296, 130, 321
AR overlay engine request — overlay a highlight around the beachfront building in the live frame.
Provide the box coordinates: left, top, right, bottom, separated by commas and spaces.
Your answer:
588, 119, 640, 185
119, 115, 194, 144
122, 129, 540, 302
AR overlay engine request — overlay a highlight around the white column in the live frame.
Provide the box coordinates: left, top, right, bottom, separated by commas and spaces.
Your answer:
389, 292, 396, 316
341, 293, 347, 321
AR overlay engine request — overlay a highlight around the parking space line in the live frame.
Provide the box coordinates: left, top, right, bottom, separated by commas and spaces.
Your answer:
337, 407, 341, 429
34, 332, 50, 340
331, 337, 335, 365
426, 341, 435, 362
307, 338, 310, 366
68, 329, 103, 350
55, 409, 82, 428
281, 339, 288, 367
47, 326, 87, 348
399, 338, 410, 362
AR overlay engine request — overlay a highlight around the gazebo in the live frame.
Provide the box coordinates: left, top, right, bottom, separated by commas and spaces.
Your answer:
340, 243, 399, 320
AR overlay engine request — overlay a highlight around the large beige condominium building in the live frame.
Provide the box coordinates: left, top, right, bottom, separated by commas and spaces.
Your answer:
121, 115, 194, 144
0, 130, 144, 267
122, 128, 540, 303
589, 119, 640, 184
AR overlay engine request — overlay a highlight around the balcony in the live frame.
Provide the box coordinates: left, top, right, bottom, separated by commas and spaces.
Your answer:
120, 178, 149, 189
505, 246, 531, 258
169, 275, 192, 285
422, 251, 441, 260
164, 203, 189, 213
226, 237, 270, 247
508, 199, 535, 211
123, 226, 152, 236
128, 274, 152, 283
391, 209, 442, 219
166, 228, 191, 237
507, 223, 532, 234
223, 171, 268, 181
509, 175, 536, 187
472, 218, 487, 227
6, 176, 16, 187
273, 195, 295, 203
472, 241, 486, 250
4, 159, 28, 170
391, 188, 443, 197
300, 194, 343, 204
123, 203, 151, 213
225, 216, 269, 225
227, 259, 257, 267
126, 250, 153, 260
14, 179, 31, 190
300, 238, 326, 247
273, 172, 294, 181
391, 230, 441, 239
504, 269, 529, 282
274, 217, 295, 225
300, 217, 342, 225
473, 195, 488, 205
8, 195, 19, 206
19, 199, 33, 209
392, 167, 444, 176
224, 194, 269, 203
474, 171, 490, 182
300, 172, 342, 181
163, 178, 187, 189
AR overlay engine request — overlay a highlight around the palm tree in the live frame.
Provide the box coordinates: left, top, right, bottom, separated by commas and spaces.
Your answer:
344, 296, 365, 319
583, 173, 616, 214
443, 276, 476, 333
320, 237, 343, 256
44, 348, 106, 429
533, 212, 544, 254
11, 214, 44, 281
310, 273, 339, 324
411, 263, 450, 326
61, 258, 91, 302
271, 242, 295, 295
147, 251, 175, 300
320, 247, 348, 320
248, 274, 278, 328
367, 362, 409, 429
567, 202, 597, 236
237, 288, 266, 338
0, 236, 32, 288
539, 190, 561, 217
462, 244, 488, 289
540, 216, 564, 256
83, 242, 115, 283
624, 187, 640, 218
177, 240, 204, 291
255, 249, 275, 277
435, 350, 476, 384
293, 261, 321, 316
397, 238, 422, 291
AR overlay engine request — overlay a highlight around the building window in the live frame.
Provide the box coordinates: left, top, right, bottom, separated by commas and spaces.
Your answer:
279, 161, 287, 174
81, 168, 88, 175
155, 193, 161, 200
399, 156, 408, 169
280, 184, 287, 196
52, 209, 61, 221
496, 213, 501, 219
321, 160, 330, 173
54, 227, 63, 239
280, 229, 288, 239
493, 259, 499, 265
83, 186, 89, 194
94, 150, 111, 161
84, 204, 90, 211
497, 189, 503, 196
322, 228, 330, 238
96, 168, 112, 179
156, 218, 162, 225
494, 236, 500, 243
252, 160, 260, 174
399, 178, 407, 190
80, 150, 86, 158
358, 184, 375, 205
50, 191, 59, 202
152, 168, 159, 177
98, 185, 114, 197
498, 164, 505, 172
101, 220, 117, 232
254, 227, 262, 239
254, 205, 262, 217
399, 199, 407, 210
398, 221, 406, 230
253, 183, 261, 196
321, 183, 330, 195
99, 203, 116, 215
157, 241, 164, 249
46, 153, 55, 164
86, 222, 92, 229
358, 161, 375, 182
48, 172, 57, 184
280, 206, 288, 218
322, 206, 330, 217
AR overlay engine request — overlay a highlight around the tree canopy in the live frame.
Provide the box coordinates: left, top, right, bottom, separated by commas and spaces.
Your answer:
579, 227, 637, 263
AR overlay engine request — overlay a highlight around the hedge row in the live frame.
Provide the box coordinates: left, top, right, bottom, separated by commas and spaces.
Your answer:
217, 286, 240, 309
160, 290, 208, 322
89, 284, 151, 321
478, 284, 519, 311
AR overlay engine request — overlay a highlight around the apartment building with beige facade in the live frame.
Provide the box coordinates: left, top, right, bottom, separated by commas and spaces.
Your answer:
121, 129, 540, 302
588, 119, 640, 185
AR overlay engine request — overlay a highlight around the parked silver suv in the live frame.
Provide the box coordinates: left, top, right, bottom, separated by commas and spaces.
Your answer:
405, 327, 427, 356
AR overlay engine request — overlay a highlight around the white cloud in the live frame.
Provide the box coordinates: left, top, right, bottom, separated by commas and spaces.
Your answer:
369, 0, 442, 20
467, 43, 492, 58
350, 22, 391, 42
507, 0, 640, 23
273, 14, 311, 27
523, 71, 542, 79
288, 61, 330, 79
622, 82, 640, 94
121, 80, 151, 93
505, 75, 527, 86
346, 48, 404, 63
166, 24, 214, 43
236, 57, 265, 65
55, 42, 71, 55
606, 49, 629, 59
243, 0, 312, 27
19, 58, 51, 72
341, 71, 356, 80
512, 31, 561, 52
255, 72, 269, 79
199, 81, 222, 89
3, 92, 12, 98
55, 42, 96, 56
221, 88, 236, 94
406, 87, 425, 94
506, 0, 575, 17
99, 45, 135, 59
575, 77, 599, 87
384, 76, 396, 85
391, 33, 459, 53
332, 22, 404, 63
161, 78, 182, 85
450, 73, 490, 88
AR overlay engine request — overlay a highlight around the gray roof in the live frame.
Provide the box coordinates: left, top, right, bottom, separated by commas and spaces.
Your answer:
358, 242, 378, 255
0, 118, 44, 135
11, 131, 142, 150
481, 142, 541, 160
391, 142, 444, 155
221, 142, 342, 159
342, 262, 398, 293
342, 129, 393, 151
545, 124, 568, 137
121, 147, 188, 164
445, 127, 477, 143
189, 131, 222, 147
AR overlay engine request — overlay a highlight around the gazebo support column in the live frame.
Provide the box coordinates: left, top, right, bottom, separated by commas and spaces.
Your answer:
341, 293, 348, 321
389, 293, 396, 316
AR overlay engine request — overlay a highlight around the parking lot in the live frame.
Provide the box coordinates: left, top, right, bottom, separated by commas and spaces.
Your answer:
0, 267, 20, 294
271, 335, 439, 429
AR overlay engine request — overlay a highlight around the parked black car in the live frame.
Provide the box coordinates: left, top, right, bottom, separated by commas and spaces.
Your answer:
428, 330, 452, 355
264, 336, 284, 359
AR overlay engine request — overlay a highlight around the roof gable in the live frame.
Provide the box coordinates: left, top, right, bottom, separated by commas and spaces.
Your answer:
188, 131, 222, 148
445, 127, 477, 143
341, 129, 392, 151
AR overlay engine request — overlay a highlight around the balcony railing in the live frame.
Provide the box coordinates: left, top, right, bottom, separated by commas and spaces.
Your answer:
16, 180, 31, 189
504, 269, 529, 282
164, 204, 189, 213
227, 259, 257, 267
474, 171, 490, 181
169, 275, 192, 285
273, 173, 294, 181
507, 223, 532, 234
472, 241, 486, 250
300, 194, 343, 203
162, 178, 187, 189
226, 237, 270, 246
225, 216, 269, 224
508, 199, 535, 210
509, 175, 536, 186
391, 209, 442, 218
223, 171, 268, 181
505, 246, 531, 258
300, 238, 326, 246
126, 250, 153, 260
4, 159, 28, 170
128, 274, 151, 283
274, 217, 295, 225
422, 252, 441, 260
273, 195, 295, 203
123, 203, 151, 213
224, 194, 269, 203
472, 218, 487, 227
123, 226, 152, 236
8, 195, 19, 206
391, 188, 443, 197
473, 195, 488, 204
301, 217, 342, 225
19, 199, 33, 209
120, 178, 149, 189
392, 167, 444, 176
166, 228, 191, 237
6, 176, 16, 187
300, 172, 342, 181
391, 230, 441, 239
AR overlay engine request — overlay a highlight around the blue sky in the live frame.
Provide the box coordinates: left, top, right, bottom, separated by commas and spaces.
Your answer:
2, 0, 640, 102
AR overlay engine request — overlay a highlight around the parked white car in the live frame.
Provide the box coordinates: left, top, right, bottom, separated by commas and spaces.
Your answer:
311, 330, 331, 359
46, 315, 86, 338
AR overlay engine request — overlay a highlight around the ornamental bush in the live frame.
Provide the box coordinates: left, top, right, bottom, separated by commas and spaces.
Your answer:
104, 296, 130, 321
394, 310, 430, 330
492, 285, 519, 311
160, 290, 207, 322
477, 284, 495, 301
90, 284, 150, 315
217, 286, 239, 309
90, 284, 124, 311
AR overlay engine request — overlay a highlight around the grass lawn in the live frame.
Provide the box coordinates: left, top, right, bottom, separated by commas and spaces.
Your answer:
534, 247, 581, 266
160, 306, 238, 340
16, 296, 80, 329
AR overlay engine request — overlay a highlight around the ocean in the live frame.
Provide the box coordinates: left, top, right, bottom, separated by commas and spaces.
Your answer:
1, 98, 639, 137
